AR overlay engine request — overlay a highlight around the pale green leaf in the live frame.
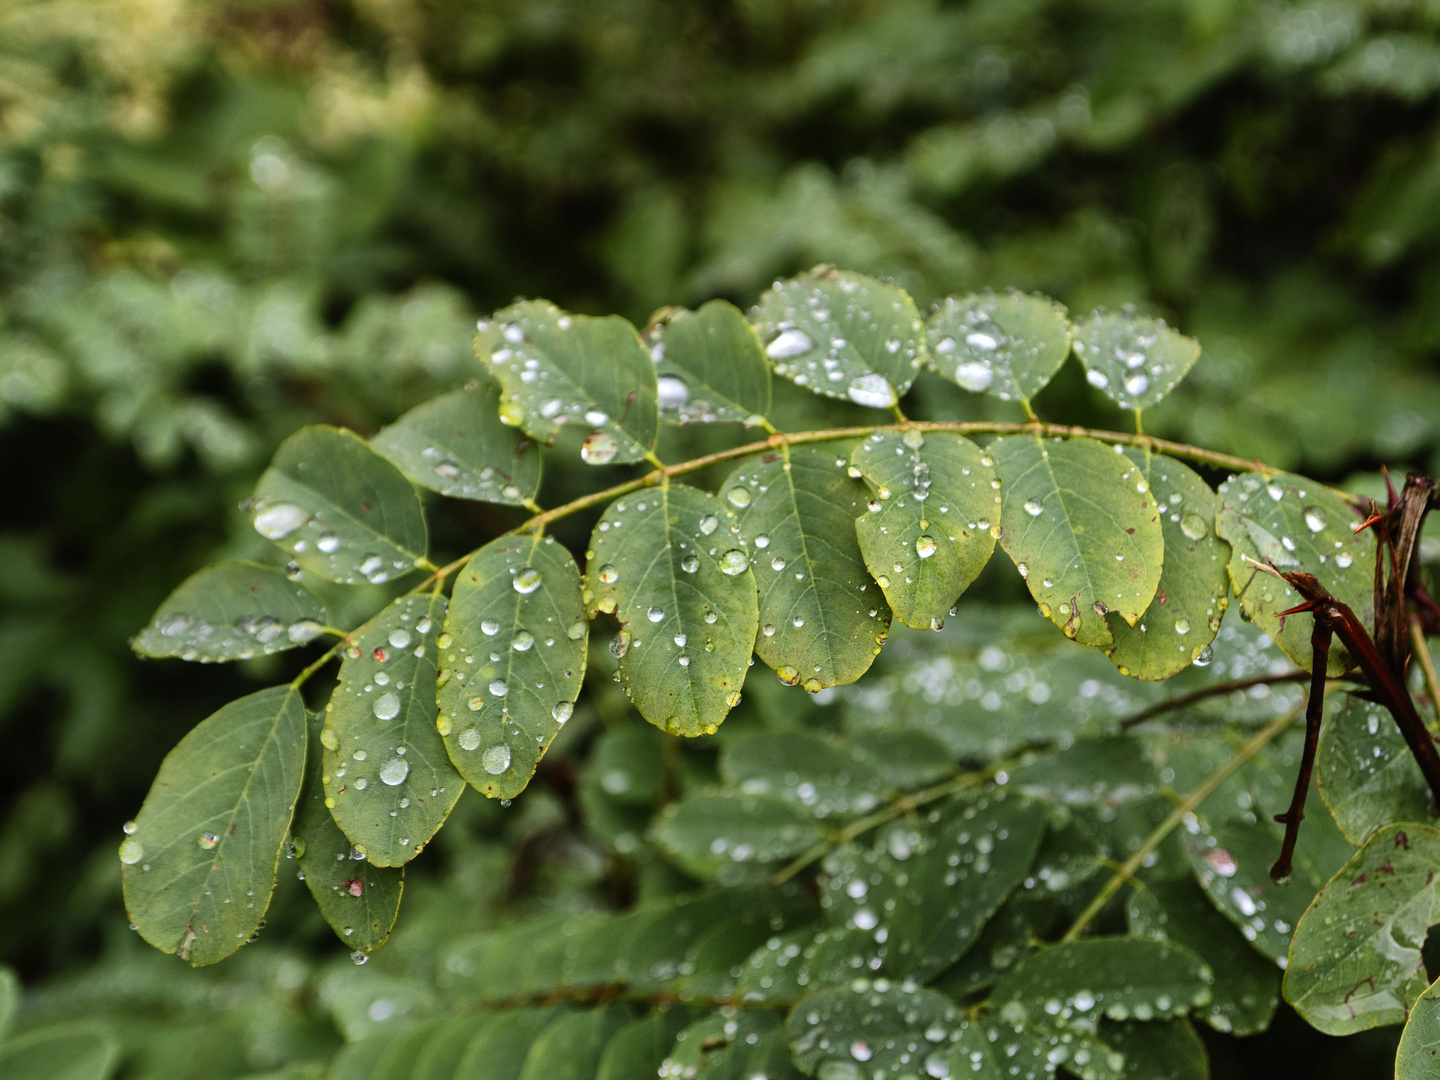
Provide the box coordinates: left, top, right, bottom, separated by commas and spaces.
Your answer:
438, 534, 588, 798
413, 1018, 495, 1080
653, 793, 825, 879
821, 792, 1047, 981
294, 713, 402, 954
1318, 692, 1434, 846
650, 300, 771, 423
133, 561, 328, 662
1072, 310, 1201, 411
752, 266, 925, 408
1215, 471, 1373, 675
1100, 1020, 1208, 1080
851, 430, 1000, 629
721, 731, 889, 819
786, 983, 966, 1080
517, 1004, 631, 1080
993, 436, 1164, 647
0, 965, 15, 1042
585, 484, 757, 736
0, 1026, 119, 1080
1284, 823, 1440, 1035
1104, 451, 1230, 680
476, 300, 657, 464
454, 1008, 560, 1080
249, 426, 429, 584
926, 289, 1071, 402
991, 937, 1213, 1026
322, 593, 461, 866
371, 1022, 447, 1080
122, 686, 306, 966
1397, 974, 1440, 1079
720, 446, 890, 689
371, 382, 542, 504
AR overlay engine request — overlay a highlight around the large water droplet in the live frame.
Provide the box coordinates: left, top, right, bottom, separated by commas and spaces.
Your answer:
1174, 618, 1191, 635
512, 630, 534, 651
1193, 644, 1214, 667
719, 550, 750, 575
388, 628, 412, 649
458, 728, 481, 751
379, 758, 409, 786
1335, 550, 1354, 568
254, 503, 307, 540
1180, 513, 1208, 541
598, 564, 618, 584
373, 692, 401, 720
657, 376, 689, 411
647, 606, 665, 623
198, 832, 218, 850
317, 531, 340, 553
1123, 372, 1149, 397
482, 744, 512, 775
681, 554, 699, 573
489, 679, 508, 697
119, 837, 144, 864
916, 535, 938, 559
699, 514, 719, 536
766, 328, 814, 358
847, 373, 897, 408
552, 701, 574, 724
1303, 506, 1327, 533
952, 361, 994, 392
513, 568, 543, 594
581, 431, 619, 465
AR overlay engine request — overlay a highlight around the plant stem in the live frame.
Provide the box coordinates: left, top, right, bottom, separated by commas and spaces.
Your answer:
1411, 617, 1440, 724
1118, 672, 1307, 729
1060, 700, 1305, 942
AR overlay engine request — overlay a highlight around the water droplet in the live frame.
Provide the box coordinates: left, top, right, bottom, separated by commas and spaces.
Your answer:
373, 693, 400, 720
198, 832, 218, 849
458, 728, 481, 751
1180, 513, 1208, 541
952, 361, 994, 392
1336, 550, 1353, 568
482, 744, 512, 775
1174, 618, 1191, 635
1123, 372, 1149, 396
581, 432, 619, 465
351, 950, 368, 965
1304, 506, 1327, 533
916, 535, 938, 558
552, 701, 574, 724
766, 328, 814, 358
388, 628, 412, 650
119, 837, 144, 864
1193, 644, 1214, 667
481, 620, 500, 636
720, 550, 750, 575
489, 679, 508, 697
1086, 369, 1109, 389
437, 632, 453, 648
379, 758, 409, 785
657, 376, 689, 410
847, 374, 897, 408
1267, 483, 1285, 501
567, 621, 586, 640
610, 632, 631, 658
762, 624, 775, 637
512, 630, 534, 651
754, 534, 770, 549
288, 620, 325, 644
317, 531, 340, 553
253, 503, 307, 540
699, 514, 719, 535
597, 564, 619, 585
1023, 498, 1043, 516
513, 568, 543, 593
851, 1041, 873, 1062
584, 409, 609, 426
771, 556, 787, 571
726, 487, 752, 509
681, 554, 699, 573
793, 616, 805, 627
1280, 534, 1298, 552
647, 606, 665, 623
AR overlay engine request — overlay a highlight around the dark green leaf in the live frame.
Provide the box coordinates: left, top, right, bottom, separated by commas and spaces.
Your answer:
454, 1008, 560, 1080
945, 1022, 1005, 1079
477, 301, 657, 464
122, 686, 306, 966
1318, 692, 1434, 846
1397, 974, 1440, 1080
722, 731, 889, 819
721, 446, 890, 689
1215, 471, 1373, 675
851, 430, 999, 629
585, 484, 757, 736
653, 794, 825, 879
322, 593, 461, 866
412, 1017, 484, 1080
596, 1008, 693, 1080
993, 436, 1164, 647
132, 561, 328, 662
371, 382, 542, 504
664, 1012, 802, 1079
1099, 1020, 1209, 1080
650, 300, 771, 424
249, 426, 429, 584
753, 266, 925, 408
1104, 452, 1229, 680
926, 289, 1071, 403
371, 1021, 446, 1080
1072, 310, 1201, 411
846, 728, 956, 789
786, 982, 966, 1080
0, 1026, 119, 1080
517, 1005, 631, 1080
0, 964, 17, 1042
438, 534, 588, 798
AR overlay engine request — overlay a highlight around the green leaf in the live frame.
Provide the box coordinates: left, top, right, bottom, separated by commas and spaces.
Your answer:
517, 1005, 631, 1080
0, 964, 17, 1042
294, 713, 402, 954
585, 484, 757, 736
1397, 974, 1440, 1079
322, 593, 461, 866
664, 1012, 802, 1079
371, 1021, 447, 1080
121, 686, 305, 966
1126, 878, 1279, 1036
991, 937, 1213, 1027
132, 561, 329, 662
1072, 310, 1202, 411
945, 1022, 1005, 1080
371, 382, 542, 505
720, 447, 890, 689
1215, 471, 1374, 675
786, 982, 966, 1080
926, 290, 1072, 403
1318, 692, 1434, 845
411, 1017, 482, 1080
249, 426, 429, 584
821, 792, 1047, 981
752, 266, 925, 409
476, 300, 657, 464
649, 300, 771, 424
851, 430, 999, 629
596, 1009, 694, 1080
1284, 823, 1440, 1035
454, 1008, 560, 1080
1099, 1020, 1209, 1080
653, 794, 825, 879
992, 436, 1164, 647
0, 1026, 119, 1080
1104, 452, 1230, 680
438, 534, 588, 799
722, 731, 889, 819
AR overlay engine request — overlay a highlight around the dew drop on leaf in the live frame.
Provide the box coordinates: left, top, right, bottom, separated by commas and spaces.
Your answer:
379, 758, 409, 785
1303, 506, 1327, 532
598, 564, 618, 584
119, 838, 144, 864
373, 693, 400, 720
552, 701, 573, 724
1180, 513, 1208, 540
1024, 498, 1044, 516
513, 568, 543, 593
719, 550, 750, 575
482, 744, 512, 775
580, 431, 618, 464
916, 535, 938, 558
699, 515, 719, 535
726, 487, 752, 509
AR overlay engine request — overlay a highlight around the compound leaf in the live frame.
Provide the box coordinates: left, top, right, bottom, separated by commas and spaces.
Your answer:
650, 300, 771, 424
249, 426, 429, 584
720, 446, 890, 689
993, 435, 1164, 648
438, 534, 588, 799
653, 794, 824, 879
121, 685, 306, 966
786, 983, 966, 1080
1072, 310, 1201, 411
585, 483, 757, 736
1318, 693, 1434, 846
133, 560, 328, 662
851, 430, 1000, 629
753, 266, 925, 409
477, 300, 657, 465
371, 381, 542, 505
926, 290, 1071, 403
666, 1012, 801, 1079
1397, 974, 1440, 1080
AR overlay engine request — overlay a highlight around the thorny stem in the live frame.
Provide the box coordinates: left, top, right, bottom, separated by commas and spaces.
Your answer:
1411, 617, 1440, 725
1118, 672, 1308, 729
1061, 700, 1307, 943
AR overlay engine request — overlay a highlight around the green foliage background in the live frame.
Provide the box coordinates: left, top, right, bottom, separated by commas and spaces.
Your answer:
5, 1, 1440, 1077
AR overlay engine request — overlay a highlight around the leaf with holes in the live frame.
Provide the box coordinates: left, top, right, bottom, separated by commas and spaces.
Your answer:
371, 381, 542, 505
133, 561, 328, 662
585, 484, 757, 736
648, 300, 771, 424
1072, 310, 1201, 411
121, 686, 306, 966
992, 435, 1164, 648
926, 290, 1072, 403
786, 982, 966, 1080
850, 430, 1000, 630
1318, 693, 1434, 846
752, 267, 925, 409
1215, 472, 1373, 674
438, 534, 588, 799
249, 426, 429, 584
1104, 451, 1230, 680
321, 593, 460, 865
720, 447, 891, 689
477, 300, 657, 465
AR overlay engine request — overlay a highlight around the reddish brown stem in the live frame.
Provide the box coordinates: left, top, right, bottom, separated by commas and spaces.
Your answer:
1270, 618, 1331, 884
